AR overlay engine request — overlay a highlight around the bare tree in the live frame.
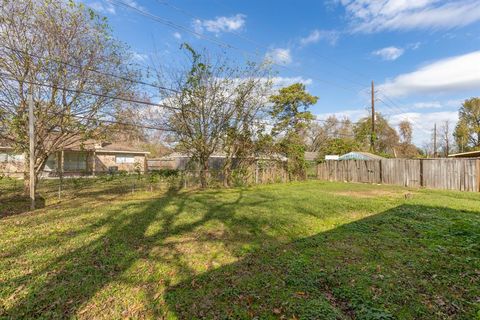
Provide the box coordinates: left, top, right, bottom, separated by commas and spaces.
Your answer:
0, 0, 137, 193
154, 44, 272, 188
307, 116, 354, 152
220, 66, 273, 187
439, 120, 452, 156
398, 120, 413, 144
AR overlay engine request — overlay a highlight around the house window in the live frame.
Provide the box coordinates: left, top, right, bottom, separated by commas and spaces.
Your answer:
116, 154, 135, 164
64, 152, 87, 172
44, 154, 57, 171
0, 153, 24, 162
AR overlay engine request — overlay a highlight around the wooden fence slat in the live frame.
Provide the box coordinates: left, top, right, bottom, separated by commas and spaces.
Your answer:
316, 158, 479, 192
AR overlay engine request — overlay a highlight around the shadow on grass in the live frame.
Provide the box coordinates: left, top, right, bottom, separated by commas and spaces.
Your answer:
0, 194, 45, 218
2, 189, 479, 319
1, 187, 279, 318
165, 204, 480, 319
0, 176, 146, 218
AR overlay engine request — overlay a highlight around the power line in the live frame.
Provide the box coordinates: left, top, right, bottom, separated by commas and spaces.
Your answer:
0, 44, 179, 93
204, 0, 370, 86
375, 96, 430, 134
69, 114, 176, 132
0, 72, 181, 111
108, 0, 366, 94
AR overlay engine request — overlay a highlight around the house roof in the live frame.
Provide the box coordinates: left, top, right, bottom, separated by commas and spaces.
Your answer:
447, 150, 480, 158
156, 152, 287, 161
339, 151, 384, 160
304, 152, 319, 161
0, 139, 13, 150
66, 141, 149, 154
0, 139, 149, 154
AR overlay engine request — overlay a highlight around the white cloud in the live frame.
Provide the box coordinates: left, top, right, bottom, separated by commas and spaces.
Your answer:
271, 76, 312, 87
315, 110, 460, 145
378, 50, 480, 97
388, 111, 458, 144
336, 0, 480, 33
408, 42, 421, 50
88, 0, 145, 14
193, 14, 246, 34
410, 99, 461, 109
123, 0, 144, 10
132, 52, 148, 62
173, 32, 182, 40
265, 48, 292, 65
88, 1, 116, 14
372, 46, 404, 61
315, 109, 368, 122
300, 29, 340, 46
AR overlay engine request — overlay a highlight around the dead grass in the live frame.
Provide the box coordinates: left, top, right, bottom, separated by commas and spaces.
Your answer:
332, 189, 409, 198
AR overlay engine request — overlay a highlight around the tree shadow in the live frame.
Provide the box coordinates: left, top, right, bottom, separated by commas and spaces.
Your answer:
3, 187, 478, 319
165, 204, 480, 319
1, 187, 281, 318
2, 188, 182, 318
0, 194, 45, 218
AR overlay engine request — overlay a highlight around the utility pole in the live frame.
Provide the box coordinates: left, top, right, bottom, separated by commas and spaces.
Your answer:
433, 123, 437, 158
370, 80, 375, 151
28, 87, 35, 210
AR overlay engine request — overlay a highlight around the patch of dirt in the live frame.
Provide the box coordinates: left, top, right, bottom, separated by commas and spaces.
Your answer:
332, 190, 407, 198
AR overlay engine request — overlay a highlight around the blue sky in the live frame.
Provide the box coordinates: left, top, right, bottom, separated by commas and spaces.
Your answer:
84, 0, 480, 145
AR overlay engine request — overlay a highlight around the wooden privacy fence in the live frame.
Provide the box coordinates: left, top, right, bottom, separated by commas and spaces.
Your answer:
316, 158, 480, 192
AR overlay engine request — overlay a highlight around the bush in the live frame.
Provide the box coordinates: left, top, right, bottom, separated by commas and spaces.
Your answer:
232, 168, 250, 187
150, 169, 179, 178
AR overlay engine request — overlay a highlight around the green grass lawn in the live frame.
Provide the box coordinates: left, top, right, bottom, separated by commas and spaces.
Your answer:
0, 179, 479, 319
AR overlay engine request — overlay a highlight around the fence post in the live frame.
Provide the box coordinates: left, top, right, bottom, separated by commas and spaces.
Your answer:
420, 159, 424, 187
379, 160, 383, 184
477, 159, 480, 192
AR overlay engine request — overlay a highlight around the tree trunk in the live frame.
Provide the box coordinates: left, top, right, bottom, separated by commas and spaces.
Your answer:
23, 171, 38, 196
200, 159, 209, 189
23, 155, 47, 196
222, 156, 233, 188
23, 154, 30, 196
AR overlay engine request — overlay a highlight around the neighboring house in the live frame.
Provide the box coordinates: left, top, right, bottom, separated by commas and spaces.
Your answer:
338, 151, 384, 161
148, 152, 287, 171
304, 152, 319, 162
325, 155, 340, 160
447, 150, 480, 158
0, 140, 149, 178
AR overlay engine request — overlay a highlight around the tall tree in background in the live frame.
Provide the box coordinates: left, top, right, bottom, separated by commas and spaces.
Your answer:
354, 113, 399, 156
0, 0, 136, 194
398, 120, 413, 144
454, 98, 480, 151
307, 116, 354, 152
307, 115, 358, 159
396, 120, 419, 158
270, 83, 318, 178
439, 120, 452, 156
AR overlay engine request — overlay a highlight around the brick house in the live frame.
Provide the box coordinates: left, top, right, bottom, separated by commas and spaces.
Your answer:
0, 140, 149, 178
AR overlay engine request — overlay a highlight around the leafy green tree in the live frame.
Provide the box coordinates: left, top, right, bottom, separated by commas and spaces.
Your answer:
454, 98, 480, 152
354, 113, 399, 156
317, 138, 359, 160
269, 83, 318, 179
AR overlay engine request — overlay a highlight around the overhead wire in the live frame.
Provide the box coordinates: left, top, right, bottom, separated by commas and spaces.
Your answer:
107, 0, 368, 94
0, 44, 179, 93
